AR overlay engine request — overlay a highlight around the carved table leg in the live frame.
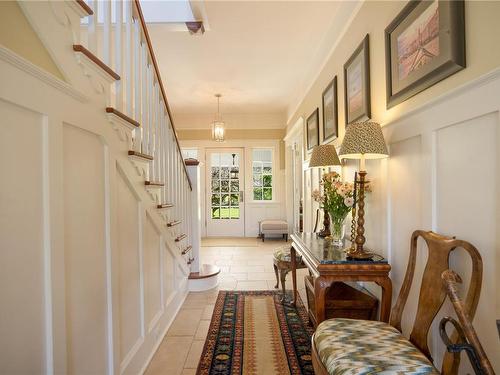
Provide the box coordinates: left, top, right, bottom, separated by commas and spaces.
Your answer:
376, 276, 393, 323
290, 245, 298, 306
314, 276, 331, 326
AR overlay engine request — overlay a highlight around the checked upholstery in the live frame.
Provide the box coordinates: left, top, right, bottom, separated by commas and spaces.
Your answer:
314, 318, 439, 374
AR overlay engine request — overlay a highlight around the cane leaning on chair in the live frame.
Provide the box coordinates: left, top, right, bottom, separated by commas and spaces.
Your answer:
440, 270, 495, 375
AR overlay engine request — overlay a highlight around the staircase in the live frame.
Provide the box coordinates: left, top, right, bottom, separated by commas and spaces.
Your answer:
0, 1, 211, 374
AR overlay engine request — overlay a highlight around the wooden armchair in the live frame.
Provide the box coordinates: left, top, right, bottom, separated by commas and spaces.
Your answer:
312, 230, 483, 375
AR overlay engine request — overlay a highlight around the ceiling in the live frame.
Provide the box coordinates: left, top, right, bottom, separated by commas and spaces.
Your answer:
147, 1, 358, 122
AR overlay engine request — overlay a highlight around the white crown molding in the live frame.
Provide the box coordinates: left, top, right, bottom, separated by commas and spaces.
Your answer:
0, 45, 88, 103
286, 0, 364, 125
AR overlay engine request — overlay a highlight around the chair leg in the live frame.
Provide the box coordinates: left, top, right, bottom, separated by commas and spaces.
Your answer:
262, 234, 265, 242
279, 268, 288, 299
273, 264, 279, 289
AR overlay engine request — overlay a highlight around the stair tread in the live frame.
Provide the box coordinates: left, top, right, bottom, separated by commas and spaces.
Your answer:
181, 245, 192, 255
128, 150, 152, 160
157, 203, 174, 209
167, 220, 181, 227
175, 234, 187, 242
188, 264, 220, 280
76, 0, 93, 15
73, 45, 120, 80
105, 108, 140, 127
145, 181, 164, 186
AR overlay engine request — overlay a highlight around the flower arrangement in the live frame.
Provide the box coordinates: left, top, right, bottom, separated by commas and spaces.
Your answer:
312, 171, 355, 245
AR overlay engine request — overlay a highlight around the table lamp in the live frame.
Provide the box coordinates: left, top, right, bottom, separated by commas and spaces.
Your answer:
308, 144, 341, 237
339, 121, 388, 259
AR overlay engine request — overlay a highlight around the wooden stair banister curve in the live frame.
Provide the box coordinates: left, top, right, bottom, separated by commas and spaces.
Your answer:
132, 0, 191, 190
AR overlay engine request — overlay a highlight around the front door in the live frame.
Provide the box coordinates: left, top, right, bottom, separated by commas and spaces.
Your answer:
206, 149, 245, 236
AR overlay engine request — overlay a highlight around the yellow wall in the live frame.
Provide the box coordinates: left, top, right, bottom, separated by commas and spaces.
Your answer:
0, 1, 65, 81
287, 0, 500, 146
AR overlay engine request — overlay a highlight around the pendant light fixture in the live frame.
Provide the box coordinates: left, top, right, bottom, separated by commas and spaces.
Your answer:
211, 94, 225, 142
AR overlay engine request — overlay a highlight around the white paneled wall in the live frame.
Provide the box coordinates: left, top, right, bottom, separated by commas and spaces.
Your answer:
302, 70, 500, 372
0, 1, 193, 374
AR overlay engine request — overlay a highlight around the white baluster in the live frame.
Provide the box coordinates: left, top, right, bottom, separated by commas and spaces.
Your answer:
114, 0, 123, 110
141, 47, 148, 154
102, 0, 111, 65
88, 0, 98, 53
133, 23, 142, 152
124, 0, 132, 115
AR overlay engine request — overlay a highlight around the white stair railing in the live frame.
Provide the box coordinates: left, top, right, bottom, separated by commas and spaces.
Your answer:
79, 0, 194, 266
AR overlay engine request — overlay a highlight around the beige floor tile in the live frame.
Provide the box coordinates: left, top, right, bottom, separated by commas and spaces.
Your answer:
167, 309, 203, 336
195, 320, 211, 340
145, 336, 193, 375
230, 265, 265, 273
202, 304, 215, 320
218, 279, 237, 290
184, 340, 205, 368
247, 272, 277, 281
247, 258, 274, 266
181, 369, 197, 375
235, 280, 269, 290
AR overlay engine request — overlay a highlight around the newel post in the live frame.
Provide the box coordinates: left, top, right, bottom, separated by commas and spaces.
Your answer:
185, 159, 201, 273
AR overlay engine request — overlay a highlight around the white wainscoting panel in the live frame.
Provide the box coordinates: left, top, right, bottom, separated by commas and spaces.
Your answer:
63, 123, 109, 375
0, 100, 47, 374
144, 214, 163, 333
434, 112, 498, 371
116, 167, 143, 367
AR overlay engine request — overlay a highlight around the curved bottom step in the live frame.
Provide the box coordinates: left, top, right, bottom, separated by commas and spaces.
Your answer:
188, 264, 220, 292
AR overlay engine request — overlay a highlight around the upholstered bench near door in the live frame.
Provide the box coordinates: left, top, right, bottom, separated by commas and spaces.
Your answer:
260, 220, 288, 242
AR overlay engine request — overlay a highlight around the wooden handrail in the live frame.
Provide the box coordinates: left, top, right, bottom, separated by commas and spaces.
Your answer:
132, 0, 192, 190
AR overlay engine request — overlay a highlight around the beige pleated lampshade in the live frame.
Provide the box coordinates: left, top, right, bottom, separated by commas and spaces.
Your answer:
308, 144, 341, 168
339, 121, 389, 159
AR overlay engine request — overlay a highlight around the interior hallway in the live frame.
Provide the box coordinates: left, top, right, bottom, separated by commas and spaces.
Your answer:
145, 237, 309, 375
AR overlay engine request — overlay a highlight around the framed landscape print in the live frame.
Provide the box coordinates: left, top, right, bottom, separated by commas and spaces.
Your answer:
385, 0, 465, 108
322, 76, 338, 143
306, 108, 319, 151
344, 34, 371, 125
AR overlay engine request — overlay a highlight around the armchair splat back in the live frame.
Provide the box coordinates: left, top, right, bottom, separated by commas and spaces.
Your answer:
389, 230, 483, 373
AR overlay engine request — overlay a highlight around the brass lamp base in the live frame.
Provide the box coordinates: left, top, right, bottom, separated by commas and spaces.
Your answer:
346, 247, 374, 260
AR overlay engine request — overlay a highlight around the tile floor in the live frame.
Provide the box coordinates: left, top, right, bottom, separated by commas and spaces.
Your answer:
145, 237, 310, 375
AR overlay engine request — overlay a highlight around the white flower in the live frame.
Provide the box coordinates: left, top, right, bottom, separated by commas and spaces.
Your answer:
344, 197, 354, 207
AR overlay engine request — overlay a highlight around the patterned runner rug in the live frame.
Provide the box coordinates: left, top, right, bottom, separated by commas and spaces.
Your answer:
196, 291, 314, 375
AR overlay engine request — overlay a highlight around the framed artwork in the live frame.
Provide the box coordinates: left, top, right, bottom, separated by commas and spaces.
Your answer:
322, 76, 338, 143
385, 0, 465, 108
306, 108, 319, 151
344, 34, 371, 125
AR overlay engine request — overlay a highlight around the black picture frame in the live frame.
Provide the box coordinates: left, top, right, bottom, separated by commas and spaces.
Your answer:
306, 108, 319, 151
385, 0, 465, 108
344, 34, 371, 125
322, 76, 338, 143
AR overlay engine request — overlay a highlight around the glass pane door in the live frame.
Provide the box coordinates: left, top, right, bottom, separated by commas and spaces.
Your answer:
206, 149, 245, 236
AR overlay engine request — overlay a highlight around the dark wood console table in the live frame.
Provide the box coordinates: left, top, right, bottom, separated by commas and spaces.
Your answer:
290, 232, 392, 324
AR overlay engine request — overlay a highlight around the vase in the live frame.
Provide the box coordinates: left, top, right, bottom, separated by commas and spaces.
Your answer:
329, 213, 348, 247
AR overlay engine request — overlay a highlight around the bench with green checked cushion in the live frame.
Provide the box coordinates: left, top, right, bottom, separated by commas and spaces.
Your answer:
311, 230, 483, 375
